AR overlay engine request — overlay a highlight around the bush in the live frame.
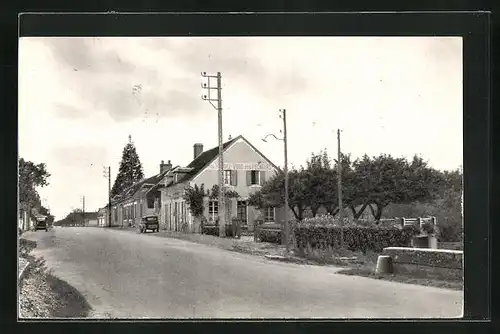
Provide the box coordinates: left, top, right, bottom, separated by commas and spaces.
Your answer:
256, 223, 282, 244
437, 219, 463, 242
294, 215, 419, 253
201, 224, 235, 237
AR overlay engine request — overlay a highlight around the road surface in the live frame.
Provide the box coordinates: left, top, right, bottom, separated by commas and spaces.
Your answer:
23, 227, 463, 319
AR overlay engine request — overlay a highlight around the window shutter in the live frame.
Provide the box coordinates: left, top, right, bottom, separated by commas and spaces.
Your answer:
246, 171, 251, 185
260, 171, 266, 184
231, 170, 238, 186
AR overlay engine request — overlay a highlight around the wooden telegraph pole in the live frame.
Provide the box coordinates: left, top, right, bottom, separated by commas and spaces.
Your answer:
201, 71, 226, 237
337, 129, 344, 248
103, 166, 112, 227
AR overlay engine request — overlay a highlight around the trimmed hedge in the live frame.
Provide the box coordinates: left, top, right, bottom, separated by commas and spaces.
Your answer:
201, 224, 235, 237
256, 223, 282, 244
293, 216, 419, 253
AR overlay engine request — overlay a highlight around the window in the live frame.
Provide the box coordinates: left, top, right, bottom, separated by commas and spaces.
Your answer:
251, 171, 260, 185
264, 207, 275, 222
237, 201, 247, 223
224, 170, 237, 186
147, 197, 155, 209
247, 170, 265, 186
224, 170, 232, 185
113, 208, 117, 221
208, 201, 219, 222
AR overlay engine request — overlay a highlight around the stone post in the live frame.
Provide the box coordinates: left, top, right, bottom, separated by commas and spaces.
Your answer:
375, 255, 393, 274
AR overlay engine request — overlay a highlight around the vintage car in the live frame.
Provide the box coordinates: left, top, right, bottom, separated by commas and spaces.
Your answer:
138, 215, 159, 233
34, 216, 48, 232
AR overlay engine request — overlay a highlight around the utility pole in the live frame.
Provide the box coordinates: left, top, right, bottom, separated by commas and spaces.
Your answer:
337, 129, 344, 248
201, 71, 226, 237
103, 166, 112, 227
261, 108, 289, 254
82, 195, 86, 226
282, 109, 290, 254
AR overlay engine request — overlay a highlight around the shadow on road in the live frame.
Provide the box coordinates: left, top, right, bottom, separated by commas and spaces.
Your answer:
44, 273, 92, 318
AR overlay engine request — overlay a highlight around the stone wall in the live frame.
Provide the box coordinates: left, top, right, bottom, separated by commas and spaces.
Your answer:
382, 247, 463, 280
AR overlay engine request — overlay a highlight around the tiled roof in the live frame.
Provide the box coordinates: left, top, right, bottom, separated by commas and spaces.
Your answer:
112, 171, 168, 204
176, 136, 239, 183
144, 168, 175, 195
83, 212, 99, 220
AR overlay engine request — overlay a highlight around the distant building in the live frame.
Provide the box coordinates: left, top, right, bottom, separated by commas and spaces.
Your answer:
108, 160, 173, 228
84, 212, 99, 227
97, 206, 109, 227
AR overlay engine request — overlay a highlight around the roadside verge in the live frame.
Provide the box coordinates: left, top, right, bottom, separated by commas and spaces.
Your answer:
18, 237, 93, 318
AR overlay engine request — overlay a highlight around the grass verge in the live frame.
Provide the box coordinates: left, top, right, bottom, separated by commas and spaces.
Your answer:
19, 254, 92, 318
337, 267, 464, 291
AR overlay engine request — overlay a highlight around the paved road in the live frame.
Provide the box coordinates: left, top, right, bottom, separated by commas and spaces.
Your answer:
23, 227, 463, 319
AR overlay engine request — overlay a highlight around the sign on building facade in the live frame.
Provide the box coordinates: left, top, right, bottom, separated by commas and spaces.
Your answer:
206, 161, 274, 171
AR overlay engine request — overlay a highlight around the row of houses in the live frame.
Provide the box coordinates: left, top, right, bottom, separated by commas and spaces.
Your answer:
98, 135, 287, 232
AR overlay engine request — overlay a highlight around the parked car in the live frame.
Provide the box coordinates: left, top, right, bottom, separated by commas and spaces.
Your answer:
138, 215, 159, 233
34, 217, 48, 232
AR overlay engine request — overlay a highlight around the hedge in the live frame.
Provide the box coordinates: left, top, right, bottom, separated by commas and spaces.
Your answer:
201, 224, 235, 237
256, 223, 282, 244
294, 222, 419, 253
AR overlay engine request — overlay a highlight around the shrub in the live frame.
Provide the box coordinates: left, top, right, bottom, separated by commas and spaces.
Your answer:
420, 221, 435, 235
293, 215, 419, 253
256, 223, 282, 244
201, 224, 234, 237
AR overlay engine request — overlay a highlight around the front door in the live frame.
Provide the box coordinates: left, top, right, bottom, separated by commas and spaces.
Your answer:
237, 201, 248, 226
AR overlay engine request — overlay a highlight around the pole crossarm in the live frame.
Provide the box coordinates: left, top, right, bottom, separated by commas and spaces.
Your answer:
201, 71, 226, 237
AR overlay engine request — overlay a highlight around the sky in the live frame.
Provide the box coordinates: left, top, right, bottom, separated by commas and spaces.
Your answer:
18, 36, 463, 220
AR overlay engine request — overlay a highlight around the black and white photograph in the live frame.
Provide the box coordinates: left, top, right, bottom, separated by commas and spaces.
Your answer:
18, 34, 464, 319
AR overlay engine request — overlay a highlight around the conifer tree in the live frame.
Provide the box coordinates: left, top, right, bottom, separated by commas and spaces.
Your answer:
111, 135, 145, 197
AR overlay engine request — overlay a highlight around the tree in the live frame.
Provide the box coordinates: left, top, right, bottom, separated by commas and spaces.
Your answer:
111, 135, 145, 197
183, 184, 206, 219
248, 168, 310, 220
382, 167, 462, 242
18, 158, 50, 210
208, 184, 240, 200
303, 150, 334, 217
352, 154, 444, 221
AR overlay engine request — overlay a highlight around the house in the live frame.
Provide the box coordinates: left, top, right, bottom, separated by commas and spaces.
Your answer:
109, 160, 173, 228
84, 212, 99, 227
97, 206, 109, 227
158, 135, 283, 233
18, 207, 40, 231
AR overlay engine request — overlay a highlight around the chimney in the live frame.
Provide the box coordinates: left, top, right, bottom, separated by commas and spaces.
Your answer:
160, 160, 172, 173
194, 143, 203, 159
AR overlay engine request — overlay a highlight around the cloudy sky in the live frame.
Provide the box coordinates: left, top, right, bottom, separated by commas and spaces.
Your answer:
19, 36, 462, 219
